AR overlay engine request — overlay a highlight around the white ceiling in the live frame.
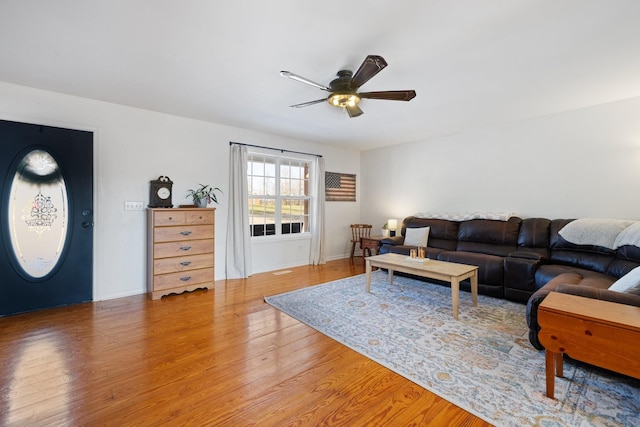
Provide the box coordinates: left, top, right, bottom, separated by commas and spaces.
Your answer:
1, 0, 640, 151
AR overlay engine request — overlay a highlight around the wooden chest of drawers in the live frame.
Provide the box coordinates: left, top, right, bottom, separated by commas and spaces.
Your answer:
147, 208, 215, 300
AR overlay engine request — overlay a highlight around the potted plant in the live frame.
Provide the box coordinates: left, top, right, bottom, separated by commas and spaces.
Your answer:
186, 184, 222, 208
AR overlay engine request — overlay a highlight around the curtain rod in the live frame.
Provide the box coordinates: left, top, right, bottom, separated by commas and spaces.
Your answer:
230, 141, 322, 158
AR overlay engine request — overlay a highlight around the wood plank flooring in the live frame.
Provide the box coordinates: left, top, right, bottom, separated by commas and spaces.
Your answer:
0, 259, 490, 426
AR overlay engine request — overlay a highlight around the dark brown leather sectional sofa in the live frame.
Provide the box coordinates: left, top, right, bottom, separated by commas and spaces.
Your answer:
380, 216, 640, 349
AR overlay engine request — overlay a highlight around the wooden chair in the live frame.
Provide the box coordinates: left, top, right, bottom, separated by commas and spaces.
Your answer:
350, 224, 372, 263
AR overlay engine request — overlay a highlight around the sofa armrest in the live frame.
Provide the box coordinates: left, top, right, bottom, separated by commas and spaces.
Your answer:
526, 287, 552, 350
504, 252, 546, 297
556, 284, 640, 307
507, 251, 547, 261
381, 235, 404, 246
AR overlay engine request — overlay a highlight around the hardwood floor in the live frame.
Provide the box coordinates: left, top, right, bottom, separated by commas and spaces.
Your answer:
0, 259, 490, 426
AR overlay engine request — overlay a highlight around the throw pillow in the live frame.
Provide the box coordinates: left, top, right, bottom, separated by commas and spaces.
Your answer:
404, 227, 430, 247
609, 266, 640, 295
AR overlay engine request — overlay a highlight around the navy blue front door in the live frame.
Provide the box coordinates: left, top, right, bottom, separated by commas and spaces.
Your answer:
0, 119, 93, 316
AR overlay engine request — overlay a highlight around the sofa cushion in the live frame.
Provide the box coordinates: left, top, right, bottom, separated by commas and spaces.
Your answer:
609, 266, 640, 295
401, 217, 459, 251
607, 244, 640, 279
616, 244, 640, 263
516, 218, 551, 258
549, 219, 615, 274
550, 220, 614, 253
556, 284, 640, 307
534, 264, 615, 289
437, 251, 504, 289
539, 271, 614, 290
456, 217, 522, 257
404, 226, 429, 247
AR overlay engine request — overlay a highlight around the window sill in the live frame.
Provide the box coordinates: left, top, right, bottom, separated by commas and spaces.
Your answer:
251, 233, 311, 244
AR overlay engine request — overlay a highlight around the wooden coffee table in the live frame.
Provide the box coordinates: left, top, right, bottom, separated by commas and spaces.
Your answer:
538, 292, 640, 399
365, 253, 478, 320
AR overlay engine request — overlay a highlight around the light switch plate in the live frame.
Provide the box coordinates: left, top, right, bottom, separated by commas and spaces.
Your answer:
124, 201, 145, 211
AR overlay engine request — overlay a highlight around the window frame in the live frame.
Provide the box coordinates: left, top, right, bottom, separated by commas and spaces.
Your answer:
247, 150, 313, 239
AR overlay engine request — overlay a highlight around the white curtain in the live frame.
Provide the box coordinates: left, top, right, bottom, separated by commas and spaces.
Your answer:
309, 156, 326, 265
225, 144, 252, 278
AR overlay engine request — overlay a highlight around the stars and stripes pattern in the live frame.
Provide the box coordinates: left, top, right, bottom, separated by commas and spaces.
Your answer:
325, 172, 356, 201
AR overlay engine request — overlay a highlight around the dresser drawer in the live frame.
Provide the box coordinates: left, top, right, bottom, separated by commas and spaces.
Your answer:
154, 239, 214, 258
154, 225, 214, 242
186, 210, 215, 225
154, 211, 186, 226
153, 253, 214, 275
153, 267, 214, 291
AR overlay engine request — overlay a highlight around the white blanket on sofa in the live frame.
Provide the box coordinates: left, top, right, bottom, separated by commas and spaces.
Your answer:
558, 218, 637, 249
614, 222, 640, 248
414, 212, 513, 221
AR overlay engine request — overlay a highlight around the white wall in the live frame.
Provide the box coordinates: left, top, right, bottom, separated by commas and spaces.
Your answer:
9, 79, 636, 302
361, 96, 640, 228
0, 81, 361, 300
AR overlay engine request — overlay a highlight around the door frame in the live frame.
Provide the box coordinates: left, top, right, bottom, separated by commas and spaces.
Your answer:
0, 114, 99, 302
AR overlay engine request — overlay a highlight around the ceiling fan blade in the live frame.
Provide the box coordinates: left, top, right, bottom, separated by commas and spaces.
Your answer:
346, 104, 364, 118
350, 55, 388, 90
280, 71, 331, 92
359, 90, 417, 101
289, 98, 327, 108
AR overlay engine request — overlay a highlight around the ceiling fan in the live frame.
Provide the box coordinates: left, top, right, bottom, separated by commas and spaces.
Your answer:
280, 55, 416, 118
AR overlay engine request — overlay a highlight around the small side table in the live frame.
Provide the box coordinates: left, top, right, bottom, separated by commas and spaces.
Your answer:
361, 235, 384, 258
538, 292, 640, 399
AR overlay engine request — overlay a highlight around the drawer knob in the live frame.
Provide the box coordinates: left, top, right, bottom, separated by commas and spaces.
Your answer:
180, 246, 192, 251
180, 261, 192, 266
180, 231, 192, 236
180, 276, 192, 282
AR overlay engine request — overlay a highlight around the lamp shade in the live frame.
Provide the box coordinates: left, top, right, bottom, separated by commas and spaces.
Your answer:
387, 219, 398, 231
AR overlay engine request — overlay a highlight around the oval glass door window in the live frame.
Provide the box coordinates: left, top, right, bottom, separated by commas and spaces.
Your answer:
7, 149, 69, 279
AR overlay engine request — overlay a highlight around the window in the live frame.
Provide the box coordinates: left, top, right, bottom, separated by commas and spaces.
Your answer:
248, 152, 311, 237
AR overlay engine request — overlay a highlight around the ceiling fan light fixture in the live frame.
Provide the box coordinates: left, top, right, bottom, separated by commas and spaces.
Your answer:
282, 55, 416, 118
328, 92, 360, 108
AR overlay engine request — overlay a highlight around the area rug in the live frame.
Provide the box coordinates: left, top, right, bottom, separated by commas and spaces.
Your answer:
265, 271, 640, 426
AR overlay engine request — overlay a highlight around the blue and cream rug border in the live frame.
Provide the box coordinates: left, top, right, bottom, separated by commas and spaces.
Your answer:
265, 271, 639, 426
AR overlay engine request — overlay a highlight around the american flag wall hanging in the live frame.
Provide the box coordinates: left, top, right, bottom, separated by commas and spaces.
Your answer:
325, 172, 356, 202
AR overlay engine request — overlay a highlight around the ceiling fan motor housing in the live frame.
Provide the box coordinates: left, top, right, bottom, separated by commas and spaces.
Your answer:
330, 70, 355, 92
328, 70, 360, 107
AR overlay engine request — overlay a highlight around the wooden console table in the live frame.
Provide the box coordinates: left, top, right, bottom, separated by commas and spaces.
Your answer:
538, 292, 640, 399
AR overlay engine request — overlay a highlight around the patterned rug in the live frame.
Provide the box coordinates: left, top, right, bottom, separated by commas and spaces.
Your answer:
265, 271, 640, 426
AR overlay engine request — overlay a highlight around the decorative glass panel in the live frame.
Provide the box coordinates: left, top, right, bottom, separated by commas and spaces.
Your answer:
7, 149, 69, 279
